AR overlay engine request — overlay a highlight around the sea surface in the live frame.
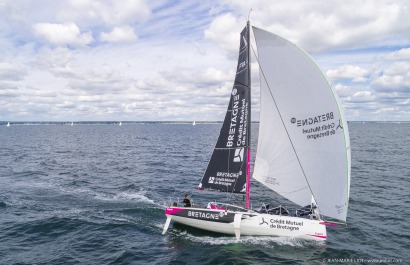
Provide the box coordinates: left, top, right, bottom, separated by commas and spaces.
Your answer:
0, 122, 408, 264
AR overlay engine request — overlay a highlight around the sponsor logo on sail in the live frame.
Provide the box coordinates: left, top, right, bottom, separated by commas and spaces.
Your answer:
211, 171, 242, 187
291, 112, 343, 140
291, 112, 334, 127
233, 148, 244, 162
336, 119, 343, 131
227, 90, 240, 147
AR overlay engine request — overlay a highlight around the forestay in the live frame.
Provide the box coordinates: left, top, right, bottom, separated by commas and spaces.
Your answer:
252, 27, 351, 222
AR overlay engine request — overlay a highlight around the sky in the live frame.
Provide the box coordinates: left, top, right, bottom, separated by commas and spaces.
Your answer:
0, 0, 409, 122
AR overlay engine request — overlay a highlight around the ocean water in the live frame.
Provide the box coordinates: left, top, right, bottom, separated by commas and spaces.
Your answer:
0, 122, 408, 264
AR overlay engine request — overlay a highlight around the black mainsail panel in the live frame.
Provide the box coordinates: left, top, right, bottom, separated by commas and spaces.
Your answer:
198, 25, 251, 193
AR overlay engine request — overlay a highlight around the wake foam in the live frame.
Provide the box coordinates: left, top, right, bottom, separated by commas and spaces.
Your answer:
174, 231, 325, 247
111, 191, 156, 205
57, 184, 160, 207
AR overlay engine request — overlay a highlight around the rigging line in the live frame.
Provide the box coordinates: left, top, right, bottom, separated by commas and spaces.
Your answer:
234, 79, 250, 88
214, 147, 248, 150
250, 42, 319, 212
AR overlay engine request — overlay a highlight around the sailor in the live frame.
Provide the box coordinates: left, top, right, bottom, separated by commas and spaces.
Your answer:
183, 194, 191, 207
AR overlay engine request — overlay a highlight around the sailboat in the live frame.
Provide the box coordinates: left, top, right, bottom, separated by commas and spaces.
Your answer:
119, 121, 122, 126
162, 21, 351, 240
6, 122, 10, 127
193, 121, 196, 126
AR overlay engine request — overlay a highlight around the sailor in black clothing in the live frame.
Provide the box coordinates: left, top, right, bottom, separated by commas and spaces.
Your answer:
183, 194, 191, 207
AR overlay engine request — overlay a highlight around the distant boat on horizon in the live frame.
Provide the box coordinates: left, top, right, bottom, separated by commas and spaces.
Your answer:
193, 121, 196, 126
71, 122, 74, 126
6, 122, 10, 127
119, 122, 122, 126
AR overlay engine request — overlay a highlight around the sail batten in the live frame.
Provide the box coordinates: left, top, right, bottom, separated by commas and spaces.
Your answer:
252, 27, 351, 222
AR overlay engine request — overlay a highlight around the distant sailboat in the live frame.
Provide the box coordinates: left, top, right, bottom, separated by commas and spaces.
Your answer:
6, 122, 10, 127
71, 122, 74, 126
119, 122, 122, 126
193, 121, 196, 126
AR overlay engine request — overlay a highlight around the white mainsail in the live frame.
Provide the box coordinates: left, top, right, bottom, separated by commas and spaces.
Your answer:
252, 27, 351, 222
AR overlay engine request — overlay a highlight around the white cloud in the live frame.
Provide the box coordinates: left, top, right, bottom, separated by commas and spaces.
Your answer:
370, 61, 410, 93
0, 62, 27, 81
375, 107, 396, 114
327, 65, 369, 83
383, 62, 410, 76
351, 91, 375, 102
372, 74, 410, 92
385, 48, 410, 61
1, 0, 410, 121
204, 13, 243, 56
100, 26, 137, 43
62, 0, 151, 26
33, 23, 93, 47
208, 0, 410, 53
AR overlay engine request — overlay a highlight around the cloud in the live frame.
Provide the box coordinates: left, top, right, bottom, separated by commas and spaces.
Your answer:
327, 65, 369, 82
61, 0, 151, 26
0, 62, 27, 81
100, 26, 137, 43
1, 0, 410, 121
350, 91, 376, 103
371, 60, 410, 93
385, 48, 410, 61
371, 73, 410, 93
204, 13, 243, 57
33, 23, 93, 47
207, 0, 410, 53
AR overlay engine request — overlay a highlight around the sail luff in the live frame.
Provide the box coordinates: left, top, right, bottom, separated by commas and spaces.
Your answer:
246, 148, 251, 208
245, 20, 251, 208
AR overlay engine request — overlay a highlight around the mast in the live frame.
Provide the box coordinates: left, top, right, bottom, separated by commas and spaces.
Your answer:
245, 20, 251, 208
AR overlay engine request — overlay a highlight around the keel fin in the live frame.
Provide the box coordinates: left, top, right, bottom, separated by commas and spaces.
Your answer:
162, 217, 172, 235
234, 213, 242, 240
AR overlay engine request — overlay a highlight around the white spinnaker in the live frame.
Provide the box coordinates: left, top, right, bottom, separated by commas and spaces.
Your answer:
252, 27, 351, 222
